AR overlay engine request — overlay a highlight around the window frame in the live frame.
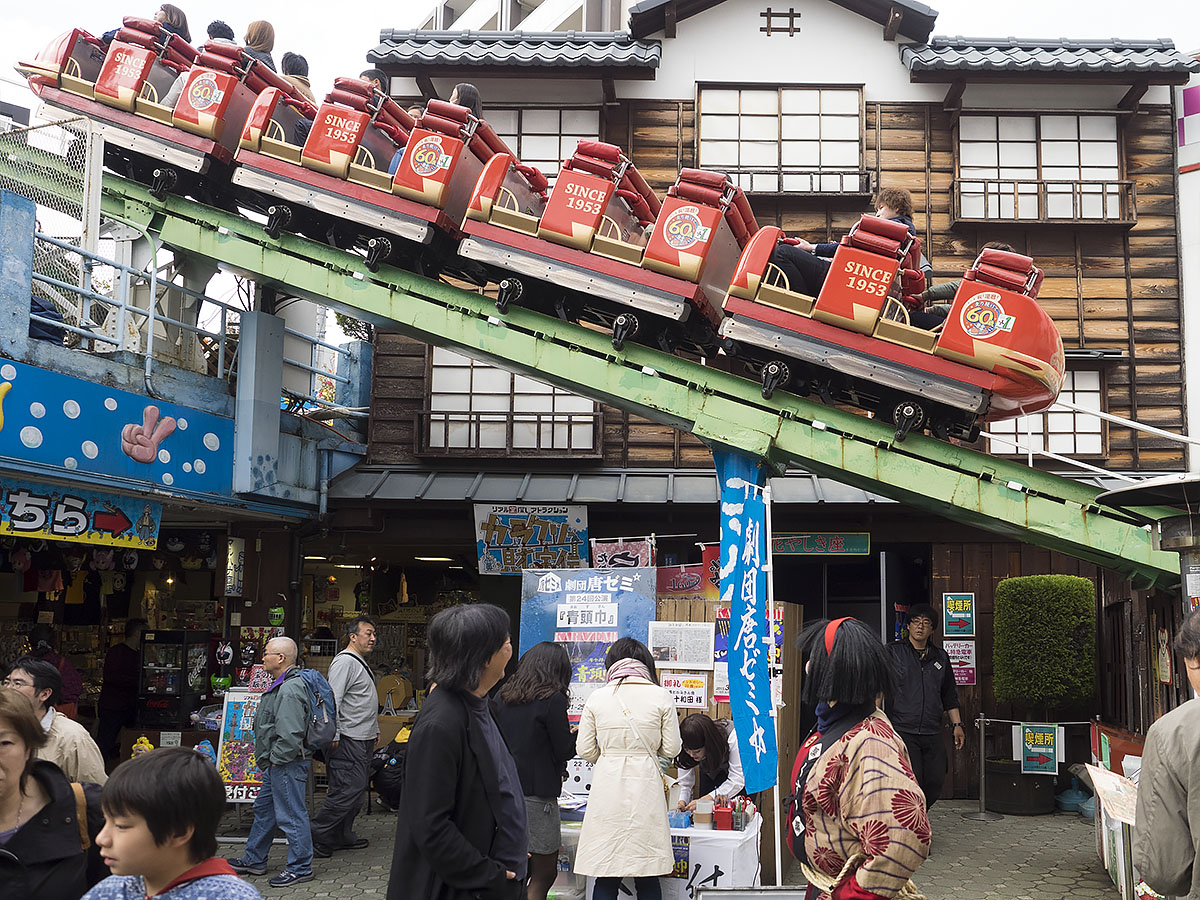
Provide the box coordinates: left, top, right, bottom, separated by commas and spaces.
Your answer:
983, 364, 1110, 461
694, 82, 871, 196
418, 347, 603, 459
953, 112, 1133, 225
484, 104, 604, 183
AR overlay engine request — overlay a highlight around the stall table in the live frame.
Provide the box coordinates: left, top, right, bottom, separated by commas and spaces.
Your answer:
551, 814, 761, 900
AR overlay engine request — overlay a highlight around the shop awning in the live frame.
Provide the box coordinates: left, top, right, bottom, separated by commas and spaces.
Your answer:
329, 465, 896, 505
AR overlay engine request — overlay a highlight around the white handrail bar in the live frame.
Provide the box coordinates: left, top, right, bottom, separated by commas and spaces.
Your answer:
1051, 399, 1200, 448
979, 430, 1138, 483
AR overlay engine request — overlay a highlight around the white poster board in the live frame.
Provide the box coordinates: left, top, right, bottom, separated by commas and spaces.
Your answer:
662, 672, 709, 708
649, 620, 716, 670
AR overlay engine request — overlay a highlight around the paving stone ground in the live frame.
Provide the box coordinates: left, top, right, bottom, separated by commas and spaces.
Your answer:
219, 797, 1116, 899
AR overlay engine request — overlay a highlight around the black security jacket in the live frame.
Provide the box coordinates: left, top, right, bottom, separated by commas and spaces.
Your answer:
885, 640, 961, 736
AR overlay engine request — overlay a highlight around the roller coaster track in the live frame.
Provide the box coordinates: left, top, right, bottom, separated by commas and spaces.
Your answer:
0, 139, 1181, 588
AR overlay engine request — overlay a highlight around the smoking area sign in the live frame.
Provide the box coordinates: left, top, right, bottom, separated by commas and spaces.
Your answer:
942, 592, 976, 637
1020, 724, 1059, 775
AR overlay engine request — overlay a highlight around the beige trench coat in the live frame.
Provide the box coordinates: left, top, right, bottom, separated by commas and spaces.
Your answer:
573, 676, 682, 878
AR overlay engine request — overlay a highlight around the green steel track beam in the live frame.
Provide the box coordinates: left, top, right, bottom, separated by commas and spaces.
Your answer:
0, 150, 1180, 587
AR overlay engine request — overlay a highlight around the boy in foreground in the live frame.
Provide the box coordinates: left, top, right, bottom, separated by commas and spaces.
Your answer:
83, 747, 264, 900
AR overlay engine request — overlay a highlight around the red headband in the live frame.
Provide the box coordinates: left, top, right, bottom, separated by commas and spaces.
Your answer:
824, 617, 853, 655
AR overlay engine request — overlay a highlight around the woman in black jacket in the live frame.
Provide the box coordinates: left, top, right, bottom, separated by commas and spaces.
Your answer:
0, 690, 104, 900
493, 642, 577, 900
387, 604, 525, 900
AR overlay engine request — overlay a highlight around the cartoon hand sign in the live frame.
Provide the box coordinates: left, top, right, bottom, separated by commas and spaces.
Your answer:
121, 404, 177, 464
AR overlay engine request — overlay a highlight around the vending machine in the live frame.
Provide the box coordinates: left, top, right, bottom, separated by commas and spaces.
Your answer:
137, 630, 210, 728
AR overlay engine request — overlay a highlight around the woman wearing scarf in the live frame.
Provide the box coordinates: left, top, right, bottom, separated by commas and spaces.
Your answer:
787, 618, 929, 900
574, 638, 681, 900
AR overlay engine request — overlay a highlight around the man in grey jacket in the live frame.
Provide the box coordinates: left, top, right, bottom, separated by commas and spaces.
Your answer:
228, 636, 314, 887
1135, 609, 1200, 899
311, 615, 379, 857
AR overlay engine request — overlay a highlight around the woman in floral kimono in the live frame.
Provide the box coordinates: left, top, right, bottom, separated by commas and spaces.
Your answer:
787, 617, 930, 900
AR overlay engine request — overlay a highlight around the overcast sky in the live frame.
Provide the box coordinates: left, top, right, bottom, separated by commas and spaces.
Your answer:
2, 0, 1197, 107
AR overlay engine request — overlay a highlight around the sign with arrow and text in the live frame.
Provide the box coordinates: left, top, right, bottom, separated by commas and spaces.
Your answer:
942, 592, 976, 637
0, 476, 161, 549
1020, 724, 1060, 775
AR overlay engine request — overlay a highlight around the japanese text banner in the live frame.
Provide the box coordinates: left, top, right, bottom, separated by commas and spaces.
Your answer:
0, 476, 161, 549
715, 450, 777, 794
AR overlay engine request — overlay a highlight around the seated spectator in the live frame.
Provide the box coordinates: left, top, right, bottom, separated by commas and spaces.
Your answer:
359, 69, 389, 95
206, 19, 234, 42
4, 656, 107, 784
387, 84, 480, 177
162, 19, 236, 110
770, 186, 919, 298
102, 3, 190, 45
243, 20, 275, 71
280, 52, 315, 104
910, 241, 1018, 323
84, 747, 264, 900
29, 294, 66, 344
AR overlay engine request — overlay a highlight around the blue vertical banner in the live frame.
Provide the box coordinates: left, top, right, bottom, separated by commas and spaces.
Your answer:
715, 450, 778, 794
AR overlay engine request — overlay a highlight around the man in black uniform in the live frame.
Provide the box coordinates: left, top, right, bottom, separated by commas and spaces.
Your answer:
885, 603, 964, 808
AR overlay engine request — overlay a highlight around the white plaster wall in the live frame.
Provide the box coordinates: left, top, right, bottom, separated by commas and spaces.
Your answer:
614, 0, 944, 103
1179, 66, 1200, 469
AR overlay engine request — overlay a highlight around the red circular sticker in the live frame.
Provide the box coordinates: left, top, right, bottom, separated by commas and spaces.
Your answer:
959, 292, 1006, 339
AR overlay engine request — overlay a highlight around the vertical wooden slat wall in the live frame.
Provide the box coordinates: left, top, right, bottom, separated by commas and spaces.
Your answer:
930, 542, 1102, 799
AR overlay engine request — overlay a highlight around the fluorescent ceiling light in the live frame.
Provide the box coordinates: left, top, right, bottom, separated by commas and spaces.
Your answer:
415, 556, 454, 562
304, 556, 326, 560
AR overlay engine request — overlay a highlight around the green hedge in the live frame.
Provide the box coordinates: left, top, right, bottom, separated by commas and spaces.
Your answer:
993, 574, 1096, 711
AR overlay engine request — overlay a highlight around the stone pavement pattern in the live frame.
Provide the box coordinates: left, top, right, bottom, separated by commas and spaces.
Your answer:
222, 799, 1115, 899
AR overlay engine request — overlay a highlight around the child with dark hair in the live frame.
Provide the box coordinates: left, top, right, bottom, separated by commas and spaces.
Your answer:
674, 713, 743, 813
207, 20, 235, 42
84, 747, 263, 899
787, 617, 928, 898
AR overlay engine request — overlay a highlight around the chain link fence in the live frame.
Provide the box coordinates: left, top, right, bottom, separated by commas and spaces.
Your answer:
0, 115, 106, 341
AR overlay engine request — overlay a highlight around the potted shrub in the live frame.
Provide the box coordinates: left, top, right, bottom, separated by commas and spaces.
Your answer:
987, 574, 1096, 814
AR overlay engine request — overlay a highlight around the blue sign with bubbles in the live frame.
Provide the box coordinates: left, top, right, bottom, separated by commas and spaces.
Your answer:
0, 359, 233, 495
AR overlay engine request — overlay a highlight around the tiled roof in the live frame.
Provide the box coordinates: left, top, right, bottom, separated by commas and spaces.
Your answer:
628, 0, 938, 42
367, 30, 661, 71
901, 37, 1200, 79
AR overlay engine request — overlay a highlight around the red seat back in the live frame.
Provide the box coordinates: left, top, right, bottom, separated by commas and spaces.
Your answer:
965, 247, 1044, 298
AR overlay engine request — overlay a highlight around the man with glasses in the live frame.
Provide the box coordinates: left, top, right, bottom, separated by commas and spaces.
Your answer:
227, 637, 314, 886
885, 604, 964, 810
4, 656, 107, 783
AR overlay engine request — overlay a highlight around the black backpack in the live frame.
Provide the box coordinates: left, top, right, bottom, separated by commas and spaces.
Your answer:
371, 736, 409, 810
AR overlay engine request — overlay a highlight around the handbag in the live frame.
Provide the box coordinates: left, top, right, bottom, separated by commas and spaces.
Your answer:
613, 683, 673, 798
801, 852, 925, 900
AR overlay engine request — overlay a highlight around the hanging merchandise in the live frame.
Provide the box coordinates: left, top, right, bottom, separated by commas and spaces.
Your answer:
216, 642, 234, 665
268, 604, 285, 627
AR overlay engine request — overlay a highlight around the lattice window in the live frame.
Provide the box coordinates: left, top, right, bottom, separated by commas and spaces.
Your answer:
986, 369, 1105, 457
698, 86, 864, 193
760, 7, 801, 36
958, 115, 1123, 220
487, 107, 601, 183
427, 347, 596, 452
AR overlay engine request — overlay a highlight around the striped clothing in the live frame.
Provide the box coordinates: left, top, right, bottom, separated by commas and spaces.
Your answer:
800, 709, 930, 899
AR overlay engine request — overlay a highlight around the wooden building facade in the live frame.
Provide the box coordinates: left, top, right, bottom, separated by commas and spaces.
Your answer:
327, 0, 1200, 808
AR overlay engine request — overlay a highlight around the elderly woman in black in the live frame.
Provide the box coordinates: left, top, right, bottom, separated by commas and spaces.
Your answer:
386, 604, 525, 900
493, 642, 577, 900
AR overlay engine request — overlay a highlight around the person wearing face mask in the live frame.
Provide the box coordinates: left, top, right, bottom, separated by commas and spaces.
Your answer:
883, 604, 963, 811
